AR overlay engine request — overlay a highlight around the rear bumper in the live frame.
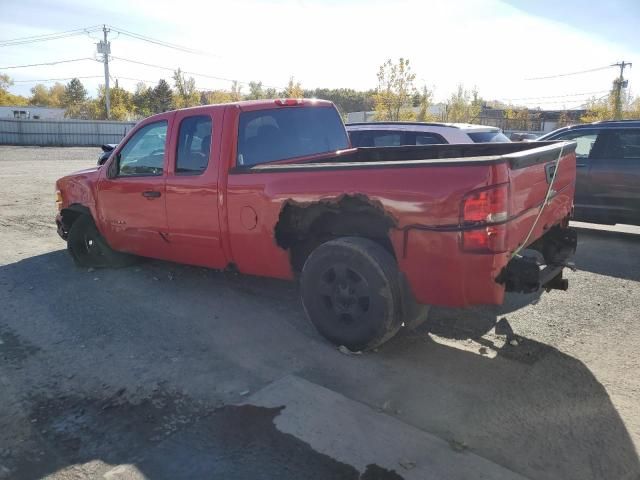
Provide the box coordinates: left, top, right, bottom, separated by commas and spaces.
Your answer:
496, 226, 577, 294
394, 225, 577, 308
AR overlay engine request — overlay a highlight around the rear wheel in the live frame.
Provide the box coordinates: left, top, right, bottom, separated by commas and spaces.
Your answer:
67, 215, 136, 268
300, 237, 404, 351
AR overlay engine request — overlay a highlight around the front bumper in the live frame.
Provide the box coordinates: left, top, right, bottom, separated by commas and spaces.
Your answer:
56, 214, 68, 240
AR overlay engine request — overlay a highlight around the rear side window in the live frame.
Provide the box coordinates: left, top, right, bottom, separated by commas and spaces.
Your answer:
350, 131, 447, 147
415, 133, 447, 145
604, 129, 640, 159
176, 115, 212, 175
350, 131, 402, 147
237, 106, 349, 166
468, 131, 510, 143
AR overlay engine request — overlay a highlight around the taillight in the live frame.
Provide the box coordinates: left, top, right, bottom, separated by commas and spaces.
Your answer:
460, 184, 509, 253
274, 98, 303, 106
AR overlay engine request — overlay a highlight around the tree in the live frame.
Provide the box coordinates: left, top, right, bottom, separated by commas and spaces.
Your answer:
151, 79, 174, 113
444, 84, 482, 123
172, 69, 199, 108
0, 74, 28, 106
246, 81, 266, 100
415, 85, 436, 122
303, 88, 375, 115
49, 82, 65, 108
282, 76, 303, 98
132, 82, 153, 118
200, 90, 234, 105
373, 58, 417, 121
62, 78, 88, 108
30, 84, 51, 106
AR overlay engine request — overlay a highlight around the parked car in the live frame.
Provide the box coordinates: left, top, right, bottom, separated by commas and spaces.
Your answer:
510, 132, 539, 142
538, 120, 640, 226
55, 99, 577, 351
346, 122, 511, 147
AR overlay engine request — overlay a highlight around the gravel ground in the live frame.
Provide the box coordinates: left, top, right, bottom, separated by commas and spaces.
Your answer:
0, 146, 639, 480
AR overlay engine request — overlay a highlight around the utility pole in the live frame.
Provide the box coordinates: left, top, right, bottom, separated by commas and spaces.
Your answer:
612, 60, 632, 120
97, 25, 111, 119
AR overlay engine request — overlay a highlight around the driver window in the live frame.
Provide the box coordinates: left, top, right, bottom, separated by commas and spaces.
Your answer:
118, 121, 168, 176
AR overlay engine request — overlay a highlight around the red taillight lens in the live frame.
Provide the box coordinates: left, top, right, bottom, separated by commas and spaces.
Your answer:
461, 184, 509, 253
462, 184, 508, 225
462, 224, 508, 252
274, 98, 303, 106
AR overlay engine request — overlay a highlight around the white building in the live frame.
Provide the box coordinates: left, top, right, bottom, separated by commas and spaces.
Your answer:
0, 105, 66, 120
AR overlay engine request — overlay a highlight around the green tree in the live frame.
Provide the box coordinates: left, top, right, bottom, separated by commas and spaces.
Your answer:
172, 69, 199, 108
151, 79, 174, 113
373, 58, 417, 121
0, 74, 28, 106
230, 81, 243, 101
200, 90, 234, 105
282, 76, 303, 98
444, 85, 482, 123
415, 85, 436, 122
246, 81, 266, 100
62, 78, 88, 107
303, 88, 375, 115
132, 82, 153, 118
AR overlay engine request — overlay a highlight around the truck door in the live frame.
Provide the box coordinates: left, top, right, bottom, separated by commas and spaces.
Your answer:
588, 128, 640, 223
164, 109, 227, 268
97, 118, 172, 259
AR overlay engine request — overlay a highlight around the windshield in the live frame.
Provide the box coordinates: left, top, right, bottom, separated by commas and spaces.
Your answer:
468, 131, 511, 143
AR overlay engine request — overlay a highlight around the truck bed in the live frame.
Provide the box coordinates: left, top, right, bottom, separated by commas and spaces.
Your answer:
227, 140, 577, 306
240, 141, 572, 171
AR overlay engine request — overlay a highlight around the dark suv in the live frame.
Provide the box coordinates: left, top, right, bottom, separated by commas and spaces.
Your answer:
539, 120, 640, 226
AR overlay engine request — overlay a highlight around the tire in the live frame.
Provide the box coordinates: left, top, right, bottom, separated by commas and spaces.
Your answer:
300, 237, 404, 351
67, 215, 136, 268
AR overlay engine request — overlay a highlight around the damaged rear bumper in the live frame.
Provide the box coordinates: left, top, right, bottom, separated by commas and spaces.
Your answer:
496, 226, 577, 294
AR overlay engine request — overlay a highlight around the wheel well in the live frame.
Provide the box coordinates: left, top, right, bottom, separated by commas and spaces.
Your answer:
60, 204, 92, 231
274, 194, 397, 272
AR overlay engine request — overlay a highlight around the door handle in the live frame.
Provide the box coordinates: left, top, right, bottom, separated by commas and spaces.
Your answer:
142, 191, 161, 198
576, 163, 587, 168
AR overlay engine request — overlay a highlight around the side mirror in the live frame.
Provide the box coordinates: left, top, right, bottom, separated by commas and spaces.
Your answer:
106, 153, 120, 179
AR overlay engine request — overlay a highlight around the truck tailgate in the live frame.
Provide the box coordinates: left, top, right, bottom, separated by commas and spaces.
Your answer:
504, 141, 577, 253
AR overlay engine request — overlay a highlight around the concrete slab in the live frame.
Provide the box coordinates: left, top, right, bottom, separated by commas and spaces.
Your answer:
247, 375, 528, 480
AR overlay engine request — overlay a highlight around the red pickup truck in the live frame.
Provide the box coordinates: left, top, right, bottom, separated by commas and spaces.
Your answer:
55, 99, 577, 350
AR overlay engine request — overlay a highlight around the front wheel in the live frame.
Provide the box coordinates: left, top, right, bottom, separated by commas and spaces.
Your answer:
67, 215, 136, 268
300, 237, 404, 351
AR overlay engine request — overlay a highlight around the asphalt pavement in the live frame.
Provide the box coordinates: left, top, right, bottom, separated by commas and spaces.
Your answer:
0, 146, 639, 480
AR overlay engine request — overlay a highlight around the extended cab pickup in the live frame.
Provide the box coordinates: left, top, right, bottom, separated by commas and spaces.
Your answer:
55, 99, 578, 350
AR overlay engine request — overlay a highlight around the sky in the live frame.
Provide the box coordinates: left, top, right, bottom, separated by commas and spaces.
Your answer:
1, 0, 639, 109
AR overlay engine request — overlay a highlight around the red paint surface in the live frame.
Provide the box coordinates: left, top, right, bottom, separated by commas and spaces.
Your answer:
56, 100, 576, 307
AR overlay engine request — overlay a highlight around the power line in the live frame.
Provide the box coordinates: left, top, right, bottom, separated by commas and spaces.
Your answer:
525, 65, 615, 80
0, 25, 102, 47
0, 57, 96, 69
500, 90, 608, 101
13, 75, 103, 83
107, 25, 218, 57
110, 55, 284, 89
